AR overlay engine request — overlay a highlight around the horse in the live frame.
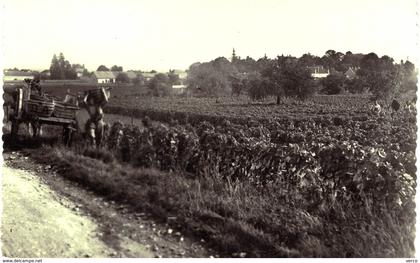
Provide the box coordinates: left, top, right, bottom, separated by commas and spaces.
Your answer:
73, 102, 106, 148
71, 88, 111, 148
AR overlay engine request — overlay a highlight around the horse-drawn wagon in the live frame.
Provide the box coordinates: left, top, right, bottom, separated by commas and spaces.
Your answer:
4, 78, 112, 146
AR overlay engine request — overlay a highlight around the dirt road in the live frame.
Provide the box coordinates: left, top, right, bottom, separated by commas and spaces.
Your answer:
1, 152, 211, 258
2, 165, 147, 258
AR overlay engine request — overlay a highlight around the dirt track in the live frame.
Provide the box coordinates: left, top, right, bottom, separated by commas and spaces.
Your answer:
1, 152, 211, 258
2, 165, 148, 258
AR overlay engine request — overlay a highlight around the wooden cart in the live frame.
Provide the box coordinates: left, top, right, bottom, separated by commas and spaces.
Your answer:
5, 80, 113, 146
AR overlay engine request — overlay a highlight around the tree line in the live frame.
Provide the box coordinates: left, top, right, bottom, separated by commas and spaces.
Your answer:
186, 50, 417, 102
39, 51, 417, 101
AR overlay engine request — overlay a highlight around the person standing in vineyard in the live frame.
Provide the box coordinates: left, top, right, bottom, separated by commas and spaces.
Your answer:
390, 98, 400, 113
371, 100, 382, 116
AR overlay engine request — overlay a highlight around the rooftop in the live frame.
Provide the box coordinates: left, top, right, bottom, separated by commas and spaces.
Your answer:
4, 70, 35, 76
92, 71, 116, 79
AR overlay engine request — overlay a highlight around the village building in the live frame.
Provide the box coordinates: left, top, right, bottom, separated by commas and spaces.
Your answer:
345, 67, 358, 79
91, 71, 116, 83
172, 69, 188, 81
142, 72, 158, 82
3, 70, 35, 81
308, 66, 330, 79
169, 69, 188, 95
172, 84, 188, 95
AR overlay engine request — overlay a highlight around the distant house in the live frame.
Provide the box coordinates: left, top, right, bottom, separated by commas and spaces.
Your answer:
172, 69, 188, 81
142, 72, 157, 81
172, 84, 187, 95
40, 69, 51, 77
3, 70, 35, 81
345, 67, 358, 79
39, 69, 51, 80
308, 66, 330, 79
91, 71, 116, 83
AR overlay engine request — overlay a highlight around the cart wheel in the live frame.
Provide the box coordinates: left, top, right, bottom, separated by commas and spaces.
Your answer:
11, 120, 19, 138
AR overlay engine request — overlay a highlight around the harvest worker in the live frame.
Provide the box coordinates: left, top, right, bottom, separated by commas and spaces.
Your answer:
390, 98, 400, 112
371, 100, 381, 116
85, 95, 105, 147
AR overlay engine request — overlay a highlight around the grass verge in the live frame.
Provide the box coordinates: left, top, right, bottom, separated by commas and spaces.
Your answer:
26, 146, 414, 257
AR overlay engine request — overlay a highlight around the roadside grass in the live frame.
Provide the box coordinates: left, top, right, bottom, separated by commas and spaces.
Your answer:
27, 146, 414, 257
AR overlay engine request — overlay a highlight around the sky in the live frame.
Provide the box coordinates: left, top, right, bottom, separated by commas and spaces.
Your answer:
1, 0, 418, 72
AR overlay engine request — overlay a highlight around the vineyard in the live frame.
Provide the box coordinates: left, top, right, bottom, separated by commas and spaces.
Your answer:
88, 95, 417, 256
10, 90, 417, 257
107, 94, 375, 123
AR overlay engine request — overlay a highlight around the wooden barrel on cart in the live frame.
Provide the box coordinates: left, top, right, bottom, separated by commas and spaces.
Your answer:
53, 102, 79, 119
24, 98, 55, 118
86, 88, 110, 106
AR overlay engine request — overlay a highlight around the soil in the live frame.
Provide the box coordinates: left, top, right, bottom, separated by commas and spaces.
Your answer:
2, 151, 214, 258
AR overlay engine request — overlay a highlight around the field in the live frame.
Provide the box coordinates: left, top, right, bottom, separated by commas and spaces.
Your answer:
107, 94, 374, 123
5, 86, 417, 257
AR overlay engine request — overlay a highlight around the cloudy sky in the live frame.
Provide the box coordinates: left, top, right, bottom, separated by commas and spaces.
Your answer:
1, 0, 418, 72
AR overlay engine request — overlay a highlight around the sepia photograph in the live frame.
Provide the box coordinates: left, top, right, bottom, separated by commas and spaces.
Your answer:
0, 0, 418, 260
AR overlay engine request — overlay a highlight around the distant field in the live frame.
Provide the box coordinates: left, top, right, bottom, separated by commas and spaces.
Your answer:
3, 80, 139, 99
105, 94, 378, 129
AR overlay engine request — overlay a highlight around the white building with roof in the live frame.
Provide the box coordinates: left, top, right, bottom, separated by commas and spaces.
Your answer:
3, 70, 35, 81
91, 71, 116, 83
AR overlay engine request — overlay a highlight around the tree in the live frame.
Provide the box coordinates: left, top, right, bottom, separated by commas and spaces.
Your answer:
246, 72, 271, 101
50, 54, 60, 79
321, 71, 346, 95
400, 60, 417, 92
82, 69, 90, 77
278, 61, 315, 100
116, 72, 130, 83
321, 50, 346, 72
187, 57, 237, 96
345, 77, 367, 94
168, 70, 180, 85
111, 65, 123, 71
133, 74, 145, 86
97, 65, 109, 71
49, 53, 77, 80
298, 53, 317, 67
357, 53, 402, 99
148, 73, 171, 96
230, 72, 247, 96
261, 56, 315, 103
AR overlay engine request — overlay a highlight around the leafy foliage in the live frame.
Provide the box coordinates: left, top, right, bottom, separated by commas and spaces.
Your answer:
148, 73, 172, 97
111, 65, 123, 71
97, 65, 110, 71
321, 71, 346, 95
187, 57, 237, 96
49, 53, 77, 80
185, 51, 415, 100
99, 99, 416, 257
22, 92, 416, 257
116, 72, 130, 83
